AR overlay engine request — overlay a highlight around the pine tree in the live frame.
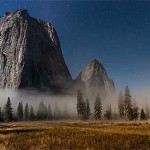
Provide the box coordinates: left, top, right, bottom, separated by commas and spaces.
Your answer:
94, 94, 102, 120
29, 105, 35, 121
80, 99, 86, 120
76, 90, 87, 120
124, 86, 133, 120
17, 101, 23, 121
132, 105, 139, 120
4, 97, 13, 122
24, 103, 29, 121
47, 104, 53, 120
140, 109, 146, 120
1, 108, 4, 122
118, 90, 124, 118
104, 104, 112, 120
76, 90, 83, 119
85, 98, 91, 120
36, 101, 48, 120
13, 112, 17, 122
43, 102, 48, 119
145, 105, 150, 119
36, 101, 42, 120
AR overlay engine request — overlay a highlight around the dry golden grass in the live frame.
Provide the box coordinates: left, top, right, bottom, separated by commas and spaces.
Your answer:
0, 121, 150, 150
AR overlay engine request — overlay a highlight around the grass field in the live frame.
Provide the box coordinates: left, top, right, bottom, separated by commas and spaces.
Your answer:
0, 121, 150, 150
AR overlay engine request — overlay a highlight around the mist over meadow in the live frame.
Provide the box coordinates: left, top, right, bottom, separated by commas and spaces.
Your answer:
0, 87, 149, 119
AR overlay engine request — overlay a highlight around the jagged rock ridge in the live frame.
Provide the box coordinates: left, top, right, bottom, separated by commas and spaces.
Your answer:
76, 59, 115, 97
0, 10, 72, 90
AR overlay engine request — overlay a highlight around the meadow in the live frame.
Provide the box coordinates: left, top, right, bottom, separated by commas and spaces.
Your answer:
0, 121, 150, 150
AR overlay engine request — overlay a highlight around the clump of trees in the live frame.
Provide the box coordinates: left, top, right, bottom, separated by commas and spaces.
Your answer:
0, 98, 70, 122
76, 90, 91, 120
104, 105, 112, 120
76, 86, 150, 121
36, 101, 49, 120
76, 90, 103, 120
118, 86, 149, 121
94, 94, 102, 120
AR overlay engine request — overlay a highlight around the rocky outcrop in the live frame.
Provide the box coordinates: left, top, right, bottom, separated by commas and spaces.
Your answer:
0, 10, 72, 90
76, 59, 115, 97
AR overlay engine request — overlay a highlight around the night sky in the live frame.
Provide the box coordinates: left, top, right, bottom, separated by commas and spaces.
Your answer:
0, 0, 150, 90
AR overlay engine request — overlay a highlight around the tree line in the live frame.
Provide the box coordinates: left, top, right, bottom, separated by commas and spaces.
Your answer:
0, 86, 149, 122
0, 98, 70, 122
76, 90, 103, 120
76, 86, 150, 121
118, 86, 149, 120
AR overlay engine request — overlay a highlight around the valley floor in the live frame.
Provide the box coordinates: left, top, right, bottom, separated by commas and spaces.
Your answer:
0, 121, 150, 150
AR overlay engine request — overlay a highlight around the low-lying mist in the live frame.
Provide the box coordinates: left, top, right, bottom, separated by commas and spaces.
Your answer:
0, 89, 77, 116
0, 87, 149, 118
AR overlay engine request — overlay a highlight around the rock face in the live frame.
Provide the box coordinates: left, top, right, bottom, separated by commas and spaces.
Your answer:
0, 10, 72, 90
76, 59, 115, 97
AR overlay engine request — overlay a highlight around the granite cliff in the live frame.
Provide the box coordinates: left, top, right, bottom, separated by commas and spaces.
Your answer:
0, 10, 72, 91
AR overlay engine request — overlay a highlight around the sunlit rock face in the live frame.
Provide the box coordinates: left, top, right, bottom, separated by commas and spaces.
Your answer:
0, 10, 72, 91
76, 59, 115, 98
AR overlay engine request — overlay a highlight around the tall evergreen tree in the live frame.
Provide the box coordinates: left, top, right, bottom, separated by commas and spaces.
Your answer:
104, 104, 112, 120
76, 90, 87, 120
132, 105, 139, 120
0, 108, 4, 122
80, 99, 86, 120
140, 109, 146, 120
13, 111, 17, 122
4, 97, 13, 122
124, 86, 133, 120
145, 105, 150, 119
118, 90, 124, 118
17, 101, 23, 121
85, 98, 91, 120
94, 94, 102, 120
24, 103, 29, 121
36, 102, 42, 120
43, 103, 48, 119
76, 90, 83, 119
36, 101, 48, 120
29, 105, 35, 121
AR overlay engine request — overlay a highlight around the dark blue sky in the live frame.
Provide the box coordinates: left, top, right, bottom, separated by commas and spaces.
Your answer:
0, 0, 150, 89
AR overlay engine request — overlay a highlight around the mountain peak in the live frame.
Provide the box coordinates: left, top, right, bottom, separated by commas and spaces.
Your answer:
14, 9, 28, 14
84, 59, 105, 76
91, 59, 99, 64
4, 9, 29, 17
76, 59, 115, 98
